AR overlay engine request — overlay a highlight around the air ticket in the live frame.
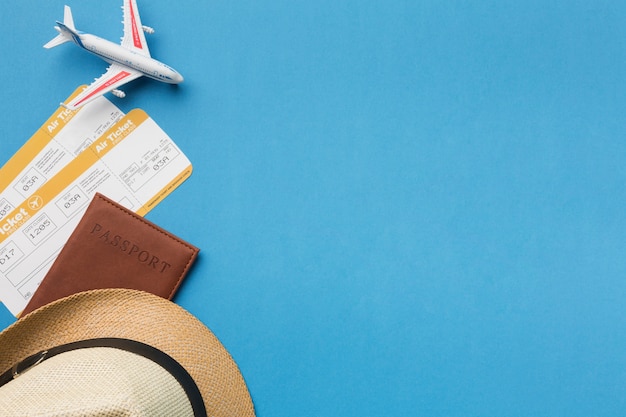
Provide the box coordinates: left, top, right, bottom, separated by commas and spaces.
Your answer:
0, 87, 124, 221
0, 109, 192, 316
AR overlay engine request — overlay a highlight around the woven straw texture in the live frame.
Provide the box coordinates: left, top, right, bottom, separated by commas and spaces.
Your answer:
0, 289, 255, 417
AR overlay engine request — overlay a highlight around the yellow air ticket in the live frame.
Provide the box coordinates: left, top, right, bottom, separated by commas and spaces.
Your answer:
0, 109, 192, 316
0, 87, 124, 220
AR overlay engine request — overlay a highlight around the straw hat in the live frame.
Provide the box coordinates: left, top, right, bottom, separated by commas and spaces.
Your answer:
0, 289, 255, 416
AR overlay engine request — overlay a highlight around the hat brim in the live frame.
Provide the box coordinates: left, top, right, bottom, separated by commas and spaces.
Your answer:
0, 289, 255, 417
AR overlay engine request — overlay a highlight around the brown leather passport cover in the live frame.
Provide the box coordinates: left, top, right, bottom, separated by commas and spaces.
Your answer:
21, 193, 199, 317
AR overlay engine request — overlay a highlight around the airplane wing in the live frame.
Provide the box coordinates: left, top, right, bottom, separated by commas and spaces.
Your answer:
62, 64, 143, 110
121, 0, 151, 57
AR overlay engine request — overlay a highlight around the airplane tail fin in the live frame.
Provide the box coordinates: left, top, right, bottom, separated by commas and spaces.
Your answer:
44, 5, 79, 49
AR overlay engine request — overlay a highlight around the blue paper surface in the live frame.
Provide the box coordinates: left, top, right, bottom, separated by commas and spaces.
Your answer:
1, 1, 626, 415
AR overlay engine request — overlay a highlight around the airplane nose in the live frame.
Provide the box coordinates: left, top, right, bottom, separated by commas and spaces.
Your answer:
171, 70, 184, 84
159, 65, 183, 84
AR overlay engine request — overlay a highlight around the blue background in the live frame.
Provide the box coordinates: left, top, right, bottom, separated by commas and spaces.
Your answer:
1, 1, 626, 415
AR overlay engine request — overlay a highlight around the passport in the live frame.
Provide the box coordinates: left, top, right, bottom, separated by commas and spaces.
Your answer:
20, 193, 199, 317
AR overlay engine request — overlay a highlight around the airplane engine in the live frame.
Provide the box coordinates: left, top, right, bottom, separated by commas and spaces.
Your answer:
112, 89, 126, 98
142, 25, 154, 34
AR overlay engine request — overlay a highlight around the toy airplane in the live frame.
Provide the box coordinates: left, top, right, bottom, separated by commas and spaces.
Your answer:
45, 0, 184, 110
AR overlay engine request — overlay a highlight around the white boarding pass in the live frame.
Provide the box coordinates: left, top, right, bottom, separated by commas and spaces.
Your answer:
0, 109, 192, 316
0, 87, 124, 220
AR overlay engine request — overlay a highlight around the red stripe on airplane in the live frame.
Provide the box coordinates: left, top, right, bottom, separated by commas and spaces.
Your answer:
74, 71, 132, 106
129, 1, 143, 49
